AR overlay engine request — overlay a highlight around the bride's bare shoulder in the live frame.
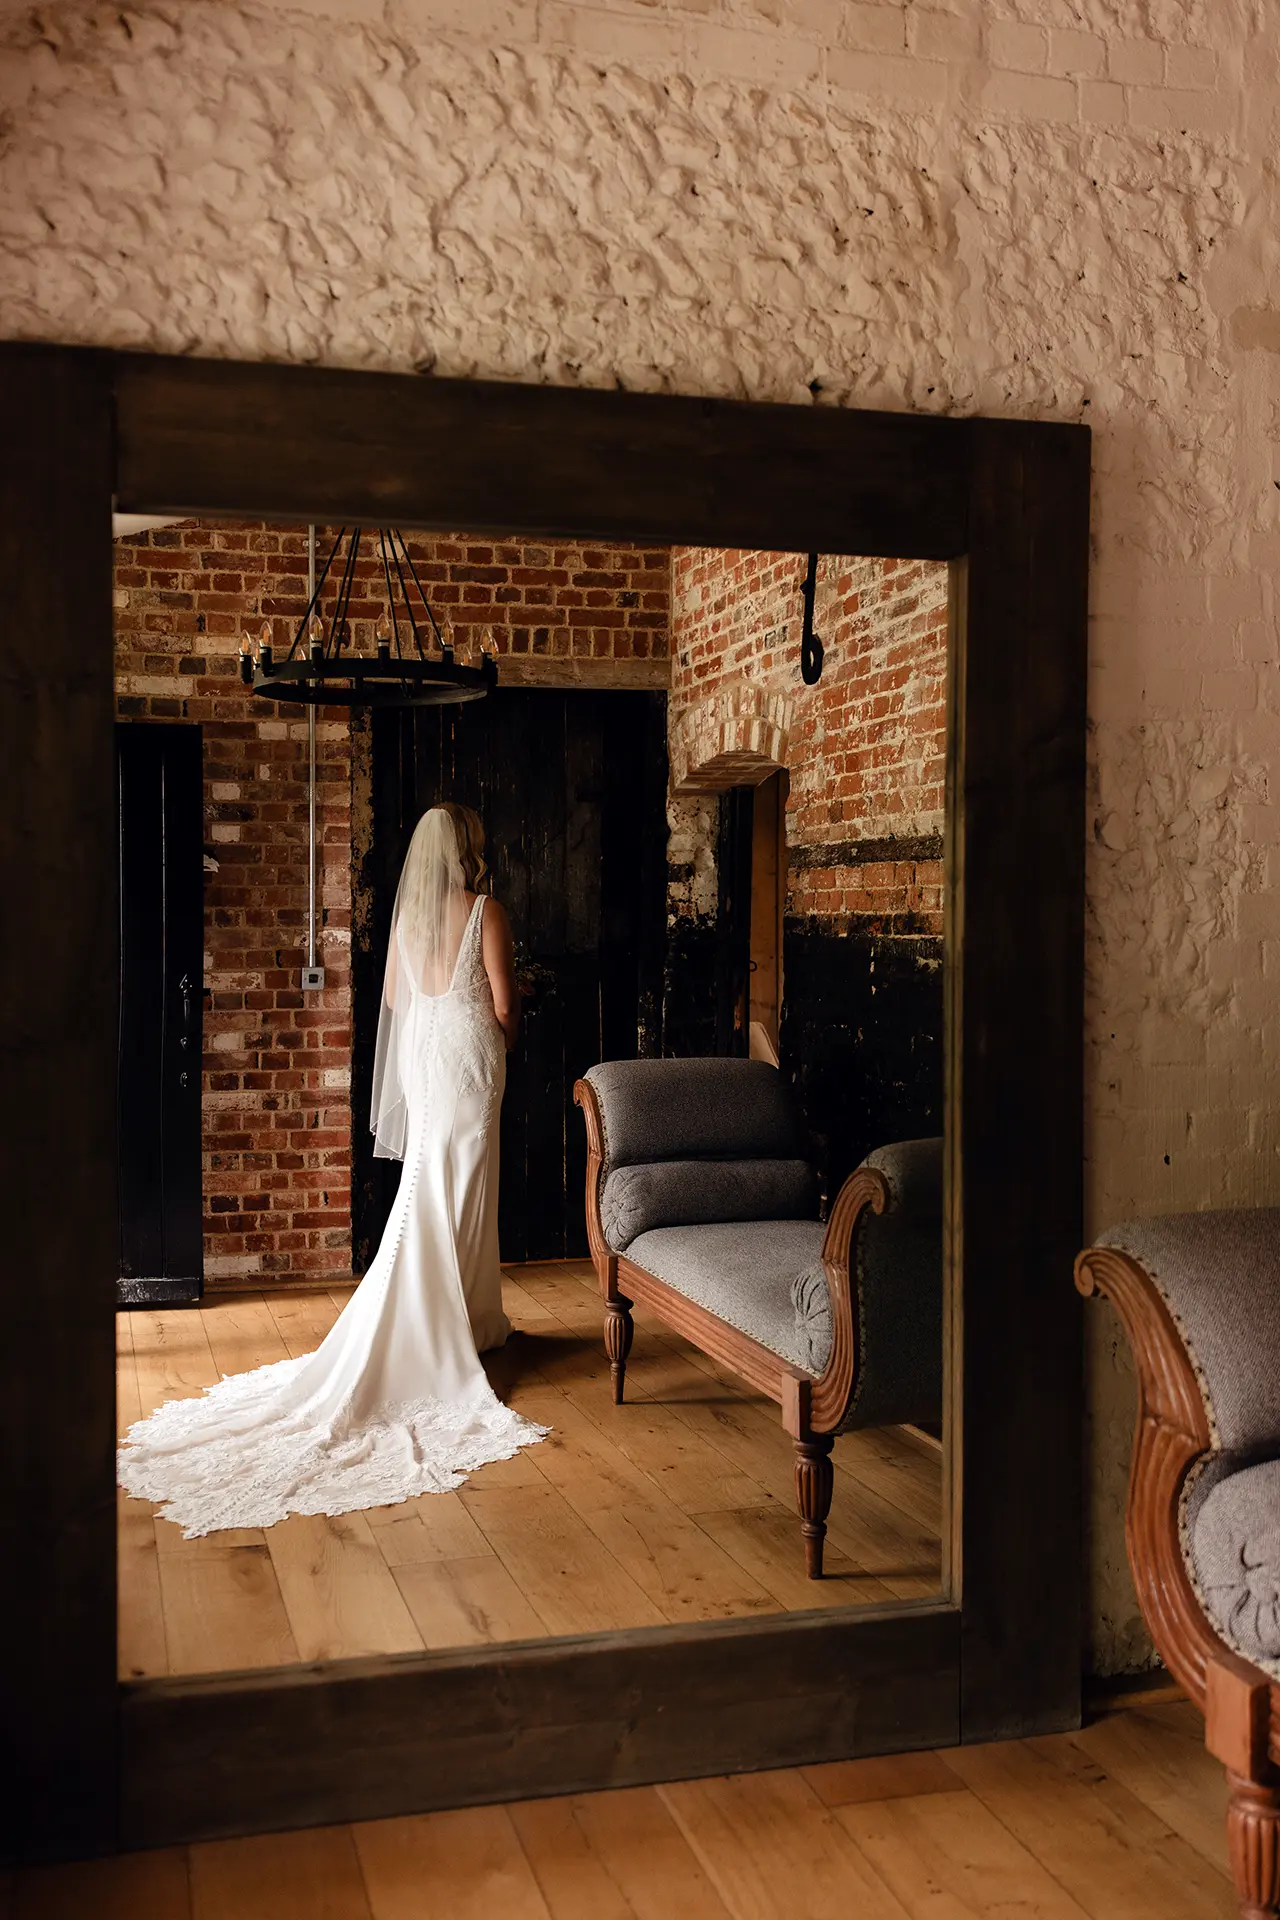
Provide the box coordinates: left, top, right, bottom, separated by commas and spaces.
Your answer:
478, 894, 512, 935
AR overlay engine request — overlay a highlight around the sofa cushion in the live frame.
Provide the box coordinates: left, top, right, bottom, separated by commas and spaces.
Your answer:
1190, 1456, 1280, 1681
585, 1058, 802, 1170
601, 1158, 818, 1253
625, 1219, 828, 1375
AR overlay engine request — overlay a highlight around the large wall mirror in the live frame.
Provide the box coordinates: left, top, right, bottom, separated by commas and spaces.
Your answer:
1, 348, 1087, 1863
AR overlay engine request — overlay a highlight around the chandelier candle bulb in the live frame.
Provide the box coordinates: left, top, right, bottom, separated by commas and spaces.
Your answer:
376, 611, 393, 660
258, 619, 274, 673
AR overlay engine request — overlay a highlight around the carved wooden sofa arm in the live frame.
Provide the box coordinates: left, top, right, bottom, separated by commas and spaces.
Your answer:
1075, 1213, 1280, 1919
574, 1057, 943, 1579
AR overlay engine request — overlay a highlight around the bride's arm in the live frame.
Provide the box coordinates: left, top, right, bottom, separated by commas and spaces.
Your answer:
481, 899, 521, 1049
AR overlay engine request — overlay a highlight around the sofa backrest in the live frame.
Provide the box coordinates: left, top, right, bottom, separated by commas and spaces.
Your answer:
584, 1057, 804, 1171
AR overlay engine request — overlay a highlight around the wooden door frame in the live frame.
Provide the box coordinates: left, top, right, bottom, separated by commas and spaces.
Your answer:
0, 344, 1088, 1863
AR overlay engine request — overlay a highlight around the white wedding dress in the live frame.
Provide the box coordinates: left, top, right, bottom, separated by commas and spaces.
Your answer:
118, 881, 547, 1538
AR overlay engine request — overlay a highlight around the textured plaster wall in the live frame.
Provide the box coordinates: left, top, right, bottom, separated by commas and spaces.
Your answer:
4, 0, 1279, 1671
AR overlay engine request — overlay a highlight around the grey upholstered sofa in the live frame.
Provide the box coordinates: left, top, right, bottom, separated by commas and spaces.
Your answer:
574, 1056, 943, 1577
1076, 1214, 1280, 1920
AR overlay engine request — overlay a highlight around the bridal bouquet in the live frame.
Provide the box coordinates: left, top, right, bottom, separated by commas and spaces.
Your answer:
512, 943, 557, 1010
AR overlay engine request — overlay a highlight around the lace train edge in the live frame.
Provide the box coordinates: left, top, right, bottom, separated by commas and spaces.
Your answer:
117, 1368, 550, 1538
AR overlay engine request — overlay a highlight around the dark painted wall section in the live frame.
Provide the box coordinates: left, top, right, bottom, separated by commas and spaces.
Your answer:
782, 919, 944, 1207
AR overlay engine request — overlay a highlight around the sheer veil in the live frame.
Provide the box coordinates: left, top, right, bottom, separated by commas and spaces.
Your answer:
370, 807, 471, 1160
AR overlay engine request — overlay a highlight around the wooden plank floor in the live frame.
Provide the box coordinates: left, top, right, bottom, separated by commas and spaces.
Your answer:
116, 1262, 943, 1677
4, 1701, 1236, 1918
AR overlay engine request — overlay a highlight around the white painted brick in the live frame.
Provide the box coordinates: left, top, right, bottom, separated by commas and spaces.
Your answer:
1208, 574, 1265, 622
980, 68, 1077, 123
906, 9, 976, 61
826, 45, 948, 104
256, 720, 289, 740
540, 3, 683, 66
1238, 620, 1274, 663
685, 20, 821, 85
1107, 37, 1163, 86
1134, 571, 1210, 621
1200, 668, 1258, 711
1128, 85, 1237, 138
1164, 43, 1217, 90
209, 822, 241, 842
840, 4, 907, 55
988, 20, 1046, 73
323, 1067, 352, 1088
210, 781, 241, 801
1049, 29, 1105, 78
1080, 79, 1126, 127
205, 1253, 262, 1278
285, 0, 384, 16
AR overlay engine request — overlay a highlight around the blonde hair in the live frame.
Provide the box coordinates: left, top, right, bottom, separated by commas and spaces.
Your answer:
433, 801, 489, 893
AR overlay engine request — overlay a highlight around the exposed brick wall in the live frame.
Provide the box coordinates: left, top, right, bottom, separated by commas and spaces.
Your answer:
114, 521, 671, 1290
114, 521, 355, 1289
670, 548, 948, 933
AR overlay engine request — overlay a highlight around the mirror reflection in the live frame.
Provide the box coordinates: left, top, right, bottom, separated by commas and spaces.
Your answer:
113, 520, 946, 1679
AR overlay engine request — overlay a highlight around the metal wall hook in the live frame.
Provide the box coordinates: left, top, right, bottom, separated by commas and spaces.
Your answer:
801, 552, 825, 685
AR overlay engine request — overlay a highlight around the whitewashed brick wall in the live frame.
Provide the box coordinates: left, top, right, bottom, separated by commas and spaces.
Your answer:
3, 0, 1276, 1672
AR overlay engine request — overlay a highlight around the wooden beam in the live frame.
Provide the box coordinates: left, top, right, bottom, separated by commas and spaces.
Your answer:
119, 1604, 960, 1848
0, 344, 119, 1861
112, 353, 971, 559
953, 418, 1090, 1740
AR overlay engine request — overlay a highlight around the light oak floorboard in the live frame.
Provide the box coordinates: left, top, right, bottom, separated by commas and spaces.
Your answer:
551, 1787, 737, 1920
692, 1504, 897, 1611
392, 1553, 550, 1648
266, 1512, 425, 1662
129, 1307, 219, 1416
942, 1734, 1238, 1920
802, 1749, 966, 1809
838, 1786, 1093, 1918
1068, 1703, 1230, 1878
460, 1483, 667, 1635
581, 1501, 782, 1624
505, 1797, 641, 1920
117, 1486, 168, 1680
266, 1287, 346, 1358
116, 1337, 169, 1680
198, 1292, 291, 1376
364, 1489, 490, 1566
660, 1768, 914, 1920
189, 1828, 371, 1920
353, 1807, 552, 1920
156, 1539, 300, 1674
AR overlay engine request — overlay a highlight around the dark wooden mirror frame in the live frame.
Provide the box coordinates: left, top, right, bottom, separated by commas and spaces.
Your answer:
1, 344, 1088, 1865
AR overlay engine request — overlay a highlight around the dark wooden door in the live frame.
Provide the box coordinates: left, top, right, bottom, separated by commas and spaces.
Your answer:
353, 688, 668, 1267
117, 723, 204, 1306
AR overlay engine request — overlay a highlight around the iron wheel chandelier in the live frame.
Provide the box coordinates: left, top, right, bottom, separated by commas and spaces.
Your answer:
239, 526, 497, 707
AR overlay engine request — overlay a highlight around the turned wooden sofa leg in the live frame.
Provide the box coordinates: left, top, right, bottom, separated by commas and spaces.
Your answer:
604, 1293, 634, 1405
794, 1434, 834, 1578
1227, 1774, 1280, 1919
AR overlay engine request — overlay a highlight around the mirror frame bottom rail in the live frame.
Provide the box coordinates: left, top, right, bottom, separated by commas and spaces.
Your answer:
120, 1604, 960, 1848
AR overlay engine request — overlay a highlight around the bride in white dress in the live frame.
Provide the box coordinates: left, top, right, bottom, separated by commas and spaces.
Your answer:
118, 803, 547, 1537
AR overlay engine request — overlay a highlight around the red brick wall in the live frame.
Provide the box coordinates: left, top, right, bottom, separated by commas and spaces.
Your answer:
115, 522, 355, 1289
670, 549, 948, 933
114, 521, 671, 1290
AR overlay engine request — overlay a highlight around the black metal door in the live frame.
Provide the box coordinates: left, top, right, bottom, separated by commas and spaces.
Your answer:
117, 723, 204, 1306
353, 689, 668, 1267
